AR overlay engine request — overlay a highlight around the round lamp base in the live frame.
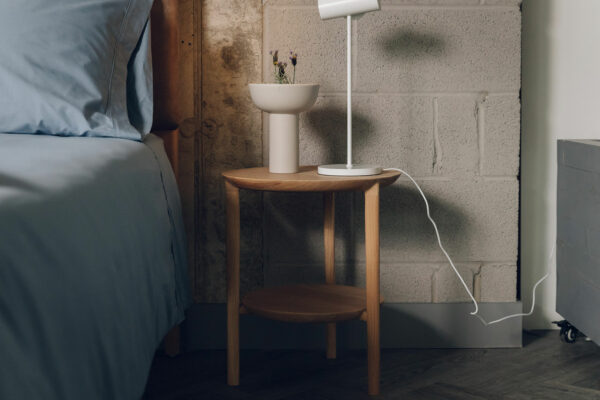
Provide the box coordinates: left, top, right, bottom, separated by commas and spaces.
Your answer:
318, 164, 383, 176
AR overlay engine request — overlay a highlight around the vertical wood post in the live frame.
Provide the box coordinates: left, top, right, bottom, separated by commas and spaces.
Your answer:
226, 180, 240, 386
324, 192, 336, 359
365, 183, 380, 396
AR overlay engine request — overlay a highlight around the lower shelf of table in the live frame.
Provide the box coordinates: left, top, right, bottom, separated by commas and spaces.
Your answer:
241, 284, 383, 323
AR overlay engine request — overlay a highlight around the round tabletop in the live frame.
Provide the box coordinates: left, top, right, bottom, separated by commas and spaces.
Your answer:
223, 166, 401, 192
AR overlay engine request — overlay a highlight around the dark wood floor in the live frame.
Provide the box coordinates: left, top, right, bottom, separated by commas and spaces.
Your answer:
143, 331, 600, 399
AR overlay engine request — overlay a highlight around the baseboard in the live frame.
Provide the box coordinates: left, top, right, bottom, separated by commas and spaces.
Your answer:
181, 302, 522, 351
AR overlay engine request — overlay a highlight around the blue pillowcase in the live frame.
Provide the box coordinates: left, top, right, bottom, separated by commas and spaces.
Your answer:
0, 0, 154, 140
128, 20, 154, 136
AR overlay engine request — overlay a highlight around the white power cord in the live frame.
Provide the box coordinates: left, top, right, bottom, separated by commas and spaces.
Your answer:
384, 168, 556, 326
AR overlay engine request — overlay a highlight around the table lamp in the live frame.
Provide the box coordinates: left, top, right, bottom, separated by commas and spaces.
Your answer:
317, 0, 382, 176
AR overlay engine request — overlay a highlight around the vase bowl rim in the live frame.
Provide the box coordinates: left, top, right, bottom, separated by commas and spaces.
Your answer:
249, 83, 320, 113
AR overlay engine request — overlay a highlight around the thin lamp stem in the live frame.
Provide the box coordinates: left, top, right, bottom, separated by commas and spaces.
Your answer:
346, 15, 352, 169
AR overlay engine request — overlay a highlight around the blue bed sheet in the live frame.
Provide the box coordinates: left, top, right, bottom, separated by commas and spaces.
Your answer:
0, 133, 192, 400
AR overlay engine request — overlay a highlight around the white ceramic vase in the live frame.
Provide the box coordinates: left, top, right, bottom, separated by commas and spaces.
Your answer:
249, 83, 320, 173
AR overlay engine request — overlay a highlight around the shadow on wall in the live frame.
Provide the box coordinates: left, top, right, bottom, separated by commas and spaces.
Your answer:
262, 191, 356, 286
265, 23, 469, 288
378, 184, 470, 260
380, 29, 446, 59
264, 183, 471, 291
378, 28, 447, 93
304, 100, 427, 171
305, 106, 375, 164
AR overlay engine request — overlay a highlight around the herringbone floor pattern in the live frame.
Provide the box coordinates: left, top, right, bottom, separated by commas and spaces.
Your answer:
144, 331, 600, 399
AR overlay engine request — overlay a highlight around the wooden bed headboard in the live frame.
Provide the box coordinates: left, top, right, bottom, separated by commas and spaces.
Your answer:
150, 0, 185, 354
150, 0, 180, 177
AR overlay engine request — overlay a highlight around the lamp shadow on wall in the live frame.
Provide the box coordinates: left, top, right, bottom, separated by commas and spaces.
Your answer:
303, 106, 376, 286
264, 186, 470, 288
378, 184, 470, 262
305, 106, 376, 163
378, 28, 446, 94
380, 29, 446, 59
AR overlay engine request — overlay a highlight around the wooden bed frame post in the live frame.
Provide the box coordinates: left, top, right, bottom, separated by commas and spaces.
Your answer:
151, 0, 186, 358
324, 192, 336, 360
226, 181, 241, 385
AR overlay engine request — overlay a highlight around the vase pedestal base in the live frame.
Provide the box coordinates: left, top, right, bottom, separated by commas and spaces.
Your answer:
269, 113, 299, 174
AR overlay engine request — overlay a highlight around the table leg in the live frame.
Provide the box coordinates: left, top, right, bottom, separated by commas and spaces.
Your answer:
365, 183, 380, 396
324, 192, 336, 360
226, 181, 240, 386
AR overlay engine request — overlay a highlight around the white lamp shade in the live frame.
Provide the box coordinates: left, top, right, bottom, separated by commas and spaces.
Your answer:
318, 0, 380, 20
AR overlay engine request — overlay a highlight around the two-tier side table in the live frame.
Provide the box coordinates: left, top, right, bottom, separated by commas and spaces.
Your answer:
222, 166, 401, 396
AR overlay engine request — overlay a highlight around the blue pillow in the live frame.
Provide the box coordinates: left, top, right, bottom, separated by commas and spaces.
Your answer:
0, 0, 154, 140
128, 20, 154, 136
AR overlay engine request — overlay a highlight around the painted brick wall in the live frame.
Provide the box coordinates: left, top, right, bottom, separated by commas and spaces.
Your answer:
261, 0, 522, 303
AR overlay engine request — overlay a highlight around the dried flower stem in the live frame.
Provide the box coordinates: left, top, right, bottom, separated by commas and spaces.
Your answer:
269, 49, 298, 84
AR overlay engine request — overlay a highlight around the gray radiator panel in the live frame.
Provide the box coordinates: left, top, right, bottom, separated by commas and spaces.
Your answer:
557, 140, 600, 345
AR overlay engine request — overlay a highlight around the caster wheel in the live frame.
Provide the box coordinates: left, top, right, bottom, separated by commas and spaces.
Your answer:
563, 328, 577, 343
553, 320, 580, 344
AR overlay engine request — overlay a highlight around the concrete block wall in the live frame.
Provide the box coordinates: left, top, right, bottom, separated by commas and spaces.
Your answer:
262, 0, 521, 303
199, 0, 264, 302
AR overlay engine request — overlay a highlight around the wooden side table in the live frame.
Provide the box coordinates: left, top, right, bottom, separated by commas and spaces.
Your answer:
223, 166, 401, 396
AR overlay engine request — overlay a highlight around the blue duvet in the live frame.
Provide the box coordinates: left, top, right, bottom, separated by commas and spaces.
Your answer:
0, 133, 192, 399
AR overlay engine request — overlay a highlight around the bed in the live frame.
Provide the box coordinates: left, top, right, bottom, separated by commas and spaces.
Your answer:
0, 1, 192, 399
